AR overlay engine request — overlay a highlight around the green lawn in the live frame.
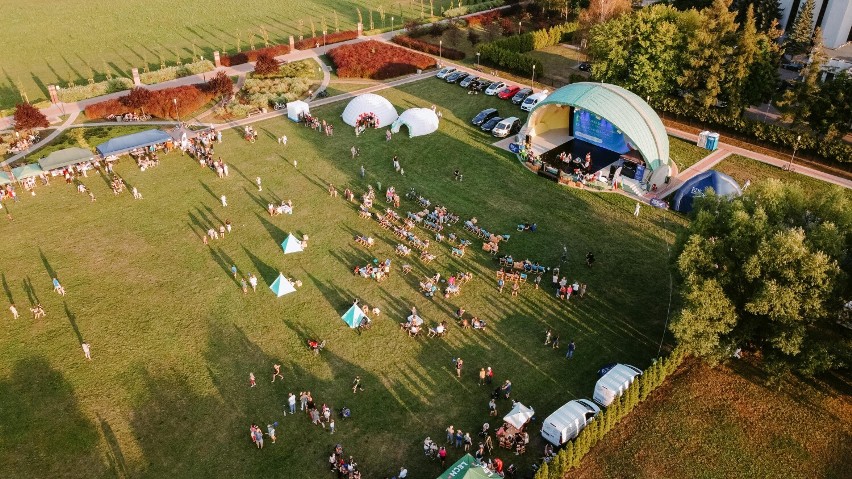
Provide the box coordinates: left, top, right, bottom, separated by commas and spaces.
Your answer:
324, 81, 381, 97
0, 78, 684, 478
715, 154, 852, 199
668, 135, 710, 172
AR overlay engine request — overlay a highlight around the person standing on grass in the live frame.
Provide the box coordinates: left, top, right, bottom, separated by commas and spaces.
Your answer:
446, 425, 454, 444
486, 366, 493, 385
81, 341, 92, 360
288, 392, 297, 414
221, 195, 227, 207
255, 428, 264, 449
544, 328, 552, 345
455, 357, 464, 378
393, 156, 400, 172
579, 283, 587, 298
240, 278, 248, 294
464, 432, 472, 451
552, 335, 560, 349
634, 202, 641, 217
497, 277, 505, 293
216, 130, 222, 143
566, 340, 575, 359
272, 364, 284, 382
267, 423, 277, 443
249, 372, 256, 388
256, 177, 262, 191
351, 146, 358, 159
329, 419, 336, 434
300, 391, 308, 411
586, 251, 595, 267
501, 380, 512, 399
249, 274, 258, 292
488, 398, 497, 416
439, 446, 447, 467
352, 375, 362, 394
360, 165, 365, 178
455, 429, 463, 448
479, 368, 486, 386
53, 278, 65, 296
225, 220, 232, 234
386, 129, 392, 141
9, 304, 19, 319
231, 265, 238, 279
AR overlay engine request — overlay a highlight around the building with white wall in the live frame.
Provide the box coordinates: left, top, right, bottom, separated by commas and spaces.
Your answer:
780, 0, 852, 49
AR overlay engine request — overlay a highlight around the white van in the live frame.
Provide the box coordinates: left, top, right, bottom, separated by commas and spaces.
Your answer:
593, 364, 642, 407
541, 399, 601, 446
520, 90, 549, 112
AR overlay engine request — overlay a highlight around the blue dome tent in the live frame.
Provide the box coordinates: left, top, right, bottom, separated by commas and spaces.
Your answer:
671, 170, 742, 213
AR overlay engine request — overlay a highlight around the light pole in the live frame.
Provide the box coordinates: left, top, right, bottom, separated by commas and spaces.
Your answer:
391, 16, 394, 31
439, 40, 442, 61
787, 134, 801, 170
531, 64, 536, 89
323, 30, 327, 46
476, 52, 480, 69
173, 98, 180, 124
518, 21, 522, 35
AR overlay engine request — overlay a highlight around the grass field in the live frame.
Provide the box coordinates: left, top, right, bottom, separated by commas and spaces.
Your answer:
573, 359, 852, 479
715, 154, 852, 199
0, 0, 467, 111
668, 136, 710, 172
0, 78, 683, 478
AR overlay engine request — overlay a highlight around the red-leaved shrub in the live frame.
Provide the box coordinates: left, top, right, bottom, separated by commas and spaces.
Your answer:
85, 85, 213, 120
328, 40, 436, 80
294, 30, 358, 50
222, 45, 291, 67
466, 11, 502, 28
392, 35, 465, 60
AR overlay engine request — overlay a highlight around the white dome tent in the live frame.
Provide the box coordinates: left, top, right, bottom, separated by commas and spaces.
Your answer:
391, 108, 440, 138
341, 93, 398, 129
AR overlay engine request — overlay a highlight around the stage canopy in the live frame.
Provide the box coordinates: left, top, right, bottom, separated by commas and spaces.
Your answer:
436, 454, 495, 479
0, 172, 12, 185
341, 304, 366, 328
341, 93, 398, 128
671, 170, 741, 213
270, 274, 297, 297
524, 82, 669, 171
391, 108, 439, 137
503, 402, 535, 429
96, 129, 172, 157
280, 233, 304, 254
287, 100, 310, 122
11, 163, 43, 180
38, 147, 96, 171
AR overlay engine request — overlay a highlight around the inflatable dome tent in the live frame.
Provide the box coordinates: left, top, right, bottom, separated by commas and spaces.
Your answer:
391, 108, 440, 137
671, 170, 742, 213
341, 93, 398, 128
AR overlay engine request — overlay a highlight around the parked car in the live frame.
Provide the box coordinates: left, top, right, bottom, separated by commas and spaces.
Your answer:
541, 399, 601, 446
520, 90, 549, 112
469, 79, 490, 92
594, 364, 642, 407
511, 88, 533, 104
481, 116, 504, 132
498, 85, 521, 100
485, 81, 507, 95
578, 62, 592, 72
471, 108, 499, 126
459, 75, 479, 88
436, 66, 456, 79
781, 61, 805, 72
445, 70, 467, 83
492, 116, 522, 138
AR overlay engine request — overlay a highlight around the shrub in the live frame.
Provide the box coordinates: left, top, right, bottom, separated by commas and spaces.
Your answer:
139, 60, 215, 84
13, 103, 49, 131
392, 35, 466, 60
328, 40, 436, 80
254, 53, 281, 76
213, 103, 258, 120
206, 72, 234, 98
444, 0, 505, 17
56, 78, 134, 103
465, 10, 503, 28
251, 59, 318, 79
476, 23, 578, 77
294, 30, 358, 50
240, 77, 313, 108
84, 85, 213, 120
222, 45, 291, 67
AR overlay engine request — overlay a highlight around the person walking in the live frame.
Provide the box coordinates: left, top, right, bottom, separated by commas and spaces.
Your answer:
359, 165, 365, 178
446, 425, 454, 444
455, 357, 464, 378
352, 375, 362, 394
634, 202, 641, 217
9, 304, 19, 319
272, 364, 284, 382
249, 274, 258, 292
240, 278, 248, 294
329, 419, 336, 434
256, 177, 262, 191
288, 392, 297, 414
566, 340, 575, 359
81, 341, 92, 360
249, 372, 256, 388
231, 265, 238, 279
220, 195, 227, 207
52, 278, 65, 296
544, 328, 552, 345
479, 368, 486, 386
486, 366, 493, 385
267, 423, 277, 443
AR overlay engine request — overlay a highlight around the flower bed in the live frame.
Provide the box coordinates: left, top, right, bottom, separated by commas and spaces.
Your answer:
222, 45, 291, 67
328, 40, 436, 80
294, 30, 358, 50
392, 35, 465, 60
84, 85, 213, 120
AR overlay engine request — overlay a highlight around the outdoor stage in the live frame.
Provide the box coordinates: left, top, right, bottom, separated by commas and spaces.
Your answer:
529, 129, 622, 179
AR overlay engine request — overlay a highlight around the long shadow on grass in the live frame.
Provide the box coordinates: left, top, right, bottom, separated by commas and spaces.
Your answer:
242, 186, 268, 210
241, 244, 277, 287
23, 276, 39, 306
198, 180, 220, 202
97, 414, 129, 477
63, 302, 84, 344
1, 273, 13, 304
254, 212, 287, 247
38, 248, 57, 281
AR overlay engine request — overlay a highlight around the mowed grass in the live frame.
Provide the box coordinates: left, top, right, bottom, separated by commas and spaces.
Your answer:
573, 359, 852, 479
716, 154, 852, 199
669, 135, 711, 172
0, 78, 684, 478
0, 0, 459, 110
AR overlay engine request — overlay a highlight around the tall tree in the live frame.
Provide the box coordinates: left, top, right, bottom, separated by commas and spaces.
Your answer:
734, 0, 782, 32
808, 72, 852, 136
579, 0, 632, 30
741, 18, 782, 106
786, 0, 815, 56
13, 102, 49, 131
726, 4, 760, 109
671, 180, 852, 377
778, 27, 827, 125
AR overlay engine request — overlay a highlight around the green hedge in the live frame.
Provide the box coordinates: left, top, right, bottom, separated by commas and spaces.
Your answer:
56, 78, 134, 103
443, 0, 505, 17
535, 348, 686, 479
478, 23, 577, 77
139, 60, 215, 85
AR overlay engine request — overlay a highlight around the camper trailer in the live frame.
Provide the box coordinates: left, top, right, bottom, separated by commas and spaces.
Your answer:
593, 364, 642, 407
541, 399, 601, 446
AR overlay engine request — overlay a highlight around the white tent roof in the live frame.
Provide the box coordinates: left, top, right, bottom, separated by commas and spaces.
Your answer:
281, 233, 304, 254
341, 93, 398, 128
270, 274, 297, 297
391, 108, 440, 137
503, 402, 535, 429
287, 100, 310, 122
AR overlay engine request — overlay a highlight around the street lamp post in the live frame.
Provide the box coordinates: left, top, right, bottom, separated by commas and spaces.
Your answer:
323, 30, 327, 46
787, 135, 801, 170
173, 98, 180, 124
391, 16, 394, 31
531, 64, 536, 89
476, 52, 480, 69
439, 40, 442, 61
518, 21, 522, 35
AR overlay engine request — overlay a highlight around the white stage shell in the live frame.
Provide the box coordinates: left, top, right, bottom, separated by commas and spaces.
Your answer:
391, 108, 440, 137
341, 93, 398, 128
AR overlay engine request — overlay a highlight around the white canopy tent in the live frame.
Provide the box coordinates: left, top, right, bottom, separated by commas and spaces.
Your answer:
341, 93, 398, 128
281, 233, 304, 254
287, 100, 310, 122
503, 402, 535, 429
391, 108, 440, 137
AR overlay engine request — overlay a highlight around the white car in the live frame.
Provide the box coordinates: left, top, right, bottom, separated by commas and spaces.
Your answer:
520, 90, 549, 112
484, 81, 506, 96
436, 67, 456, 79
491, 117, 521, 138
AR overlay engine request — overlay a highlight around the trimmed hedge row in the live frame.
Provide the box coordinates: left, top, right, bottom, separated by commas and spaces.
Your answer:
139, 60, 215, 85
84, 85, 213, 120
444, 0, 505, 17
392, 35, 466, 60
477, 23, 578, 77
534, 348, 686, 479
56, 78, 134, 103
294, 30, 358, 50
328, 40, 436, 80
222, 45, 291, 67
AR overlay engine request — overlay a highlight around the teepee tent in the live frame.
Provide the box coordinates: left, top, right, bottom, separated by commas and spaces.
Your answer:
341, 93, 398, 127
391, 108, 440, 137
287, 100, 310, 122
341, 304, 366, 328
503, 402, 535, 429
281, 233, 304, 254
270, 274, 297, 297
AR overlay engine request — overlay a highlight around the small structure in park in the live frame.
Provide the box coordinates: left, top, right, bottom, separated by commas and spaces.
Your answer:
95, 129, 172, 157
341, 304, 366, 328
280, 233, 304, 254
341, 93, 398, 129
287, 100, 310, 122
270, 274, 297, 297
670, 170, 742, 213
391, 108, 439, 138
503, 402, 535, 430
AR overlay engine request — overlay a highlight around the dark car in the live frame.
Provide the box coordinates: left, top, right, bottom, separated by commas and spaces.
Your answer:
578, 62, 592, 72
511, 88, 533, 104
445, 70, 467, 83
481, 116, 504, 132
781, 61, 805, 72
459, 75, 479, 88
469, 79, 490, 92
472, 108, 499, 126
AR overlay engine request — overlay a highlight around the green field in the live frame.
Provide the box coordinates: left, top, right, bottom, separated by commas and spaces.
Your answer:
0, 0, 466, 111
668, 135, 710, 172
0, 78, 683, 478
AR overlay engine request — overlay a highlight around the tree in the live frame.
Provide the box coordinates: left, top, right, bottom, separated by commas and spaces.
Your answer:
206, 71, 234, 98
254, 53, 280, 76
534, 461, 549, 479
741, 18, 782, 106
123, 87, 152, 113
13, 102, 49, 131
734, 0, 782, 32
808, 72, 852, 136
778, 27, 827, 125
580, 0, 632, 30
786, 0, 814, 56
671, 179, 852, 377
726, 4, 759, 109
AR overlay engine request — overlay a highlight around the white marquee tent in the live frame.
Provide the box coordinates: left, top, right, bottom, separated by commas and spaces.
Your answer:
391, 108, 440, 138
341, 93, 398, 128
503, 402, 535, 429
287, 100, 310, 122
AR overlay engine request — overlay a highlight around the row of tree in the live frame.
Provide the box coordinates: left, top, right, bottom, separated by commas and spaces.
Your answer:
478, 23, 578, 76
534, 347, 686, 479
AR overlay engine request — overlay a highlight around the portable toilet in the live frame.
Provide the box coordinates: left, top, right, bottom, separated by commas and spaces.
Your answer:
541, 399, 601, 446
593, 364, 642, 407
705, 132, 720, 151
697, 131, 709, 148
